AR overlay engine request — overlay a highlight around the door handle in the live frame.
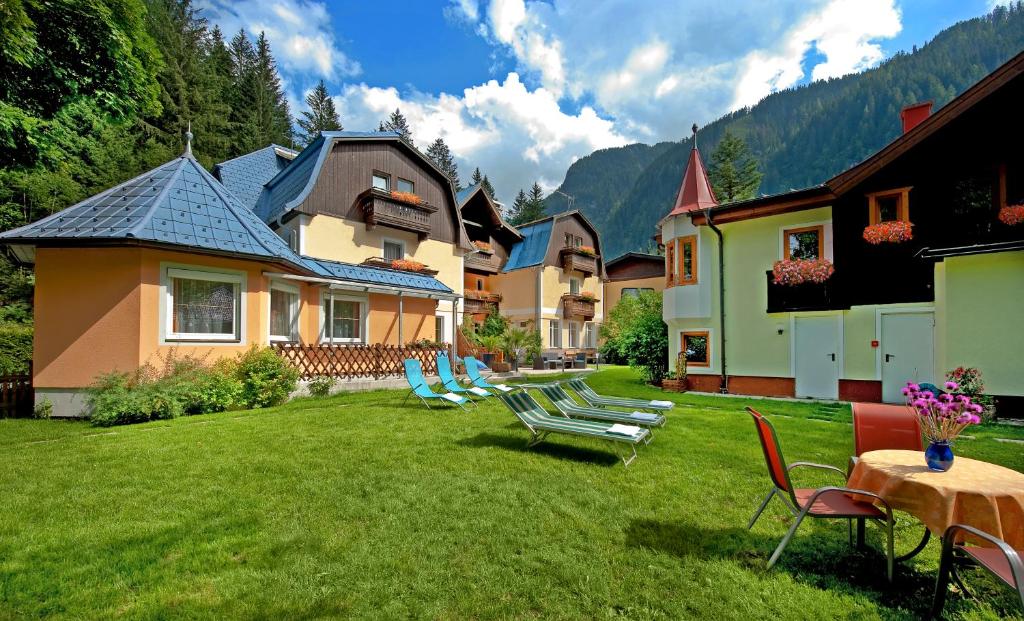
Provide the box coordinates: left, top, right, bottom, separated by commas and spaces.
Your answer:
885, 354, 894, 362
827, 353, 836, 361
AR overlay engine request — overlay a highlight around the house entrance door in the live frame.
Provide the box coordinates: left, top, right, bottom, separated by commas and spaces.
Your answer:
881, 312, 934, 403
794, 315, 840, 399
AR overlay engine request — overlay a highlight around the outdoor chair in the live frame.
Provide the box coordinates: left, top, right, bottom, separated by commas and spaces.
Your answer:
746, 406, 895, 581
402, 359, 470, 410
437, 352, 485, 403
850, 402, 923, 473
463, 356, 516, 393
497, 391, 649, 467
931, 524, 1024, 618
532, 383, 664, 435
567, 377, 674, 412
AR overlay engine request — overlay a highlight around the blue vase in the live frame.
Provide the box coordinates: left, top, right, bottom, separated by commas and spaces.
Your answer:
925, 441, 954, 472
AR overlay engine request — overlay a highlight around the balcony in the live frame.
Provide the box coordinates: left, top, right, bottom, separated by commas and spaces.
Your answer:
765, 270, 843, 313
464, 290, 501, 315
357, 188, 438, 238
465, 248, 501, 273
562, 294, 596, 319
560, 247, 598, 275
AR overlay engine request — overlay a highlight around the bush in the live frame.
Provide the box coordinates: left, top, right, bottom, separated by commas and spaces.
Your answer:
236, 346, 299, 409
0, 323, 32, 375
32, 397, 52, 420
166, 358, 242, 415
308, 375, 335, 398
88, 372, 184, 427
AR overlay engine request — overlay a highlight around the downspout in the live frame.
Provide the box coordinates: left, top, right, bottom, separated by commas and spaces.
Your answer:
703, 208, 728, 393
398, 292, 404, 346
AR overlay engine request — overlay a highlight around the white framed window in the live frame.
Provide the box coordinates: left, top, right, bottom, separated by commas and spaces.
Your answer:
383, 238, 405, 261
570, 277, 581, 295
372, 172, 390, 191
584, 322, 597, 348
269, 281, 299, 342
321, 292, 368, 343
568, 321, 579, 348
435, 315, 445, 342
165, 267, 243, 342
548, 319, 562, 348
396, 177, 415, 193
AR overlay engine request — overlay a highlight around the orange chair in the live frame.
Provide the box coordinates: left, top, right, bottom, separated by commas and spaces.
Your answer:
746, 407, 895, 581
932, 524, 1024, 618
852, 402, 923, 457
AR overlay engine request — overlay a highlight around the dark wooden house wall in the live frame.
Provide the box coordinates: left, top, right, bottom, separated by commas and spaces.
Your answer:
831, 75, 1024, 308
607, 257, 664, 281
299, 141, 463, 244
545, 215, 599, 266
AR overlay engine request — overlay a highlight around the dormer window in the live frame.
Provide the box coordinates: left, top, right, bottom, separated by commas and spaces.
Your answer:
867, 187, 911, 224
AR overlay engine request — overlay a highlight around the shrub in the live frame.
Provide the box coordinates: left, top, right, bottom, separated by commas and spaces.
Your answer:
87, 373, 184, 427
0, 323, 32, 375
235, 346, 299, 409
945, 366, 995, 421
308, 375, 335, 398
167, 358, 242, 415
478, 306, 509, 338
600, 291, 668, 383
32, 397, 52, 420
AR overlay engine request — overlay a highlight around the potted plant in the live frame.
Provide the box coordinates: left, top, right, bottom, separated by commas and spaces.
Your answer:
576, 245, 597, 257
902, 381, 984, 471
998, 204, 1024, 226
863, 221, 913, 244
661, 352, 688, 392
473, 240, 493, 252
771, 258, 835, 286
391, 259, 428, 272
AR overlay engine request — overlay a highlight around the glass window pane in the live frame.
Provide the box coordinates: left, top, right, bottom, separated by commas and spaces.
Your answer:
435, 316, 444, 342
877, 195, 900, 222
383, 241, 404, 260
331, 300, 360, 340
172, 278, 236, 336
621, 288, 638, 299
570, 278, 580, 295
372, 174, 389, 191
684, 334, 708, 364
396, 178, 414, 193
788, 230, 820, 260
270, 289, 296, 339
681, 241, 693, 278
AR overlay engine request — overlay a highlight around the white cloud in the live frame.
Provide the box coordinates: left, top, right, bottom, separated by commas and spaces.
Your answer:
732, 0, 902, 109
198, 0, 361, 80
336, 73, 629, 200
485, 0, 568, 96
445, 0, 481, 22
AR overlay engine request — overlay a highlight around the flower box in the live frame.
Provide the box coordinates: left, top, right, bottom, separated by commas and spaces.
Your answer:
390, 190, 424, 205
998, 204, 1024, 226
771, 258, 834, 286
863, 220, 913, 244
661, 378, 687, 392
576, 245, 597, 257
472, 240, 494, 253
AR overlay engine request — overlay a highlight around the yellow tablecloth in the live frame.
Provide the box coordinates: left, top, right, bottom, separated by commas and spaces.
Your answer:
848, 449, 1024, 549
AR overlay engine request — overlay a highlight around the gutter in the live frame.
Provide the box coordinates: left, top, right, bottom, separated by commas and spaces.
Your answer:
703, 208, 728, 394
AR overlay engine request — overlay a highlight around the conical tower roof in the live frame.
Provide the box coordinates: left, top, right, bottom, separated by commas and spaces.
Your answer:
666, 124, 718, 217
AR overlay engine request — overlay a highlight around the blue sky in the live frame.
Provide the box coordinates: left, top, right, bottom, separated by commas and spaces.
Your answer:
198, 0, 1006, 204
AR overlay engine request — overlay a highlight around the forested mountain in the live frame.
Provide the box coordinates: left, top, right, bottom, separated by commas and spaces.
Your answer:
550, 4, 1024, 258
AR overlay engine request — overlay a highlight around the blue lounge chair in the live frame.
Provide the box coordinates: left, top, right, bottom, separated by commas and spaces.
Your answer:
402, 359, 470, 410
464, 356, 516, 393
437, 352, 485, 403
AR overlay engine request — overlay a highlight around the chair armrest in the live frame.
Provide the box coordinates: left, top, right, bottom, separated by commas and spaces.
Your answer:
942, 524, 1024, 585
788, 461, 846, 478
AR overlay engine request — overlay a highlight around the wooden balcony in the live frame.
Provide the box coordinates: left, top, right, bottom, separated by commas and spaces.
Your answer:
562, 294, 596, 319
465, 249, 501, 274
560, 247, 598, 275
765, 270, 844, 313
357, 188, 438, 238
464, 290, 501, 315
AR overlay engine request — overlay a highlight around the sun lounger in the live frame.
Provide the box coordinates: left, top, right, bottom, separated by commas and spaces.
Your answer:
463, 356, 515, 393
566, 377, 674, 411
533, 384, 665, 435
497, 391, 649, 467
437, 353, 484, 403
402, 359, 470, 410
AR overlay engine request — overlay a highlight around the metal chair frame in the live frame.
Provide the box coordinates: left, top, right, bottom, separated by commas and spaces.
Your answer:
931, 524, 1024, 618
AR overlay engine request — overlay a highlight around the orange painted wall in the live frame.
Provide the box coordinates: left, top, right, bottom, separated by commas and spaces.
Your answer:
34, 248, 144, 388
463, 272, 494, 293
368, 294, 438, 345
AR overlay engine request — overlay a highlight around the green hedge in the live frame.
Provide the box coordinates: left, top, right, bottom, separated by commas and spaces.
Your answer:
0, 323, 32, 375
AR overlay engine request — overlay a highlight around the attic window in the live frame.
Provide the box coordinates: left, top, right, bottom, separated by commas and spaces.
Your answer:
372, 173, 390, 191
867, 187, 911, 224
396, 178, 414, 193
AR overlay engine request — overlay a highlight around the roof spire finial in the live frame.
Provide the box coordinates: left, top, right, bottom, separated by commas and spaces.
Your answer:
692, 123, 699, 149
184, 121, 193, 157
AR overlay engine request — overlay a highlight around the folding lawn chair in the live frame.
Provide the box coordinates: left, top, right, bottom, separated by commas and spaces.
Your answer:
402, 359, 470, 410
566, 377, 674, 412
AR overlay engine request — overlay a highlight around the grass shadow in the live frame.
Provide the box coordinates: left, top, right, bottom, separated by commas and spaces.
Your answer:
456, 432, 622, 466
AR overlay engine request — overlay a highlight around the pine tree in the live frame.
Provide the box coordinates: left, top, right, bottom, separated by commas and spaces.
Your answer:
481, 175, 496, 200
470, 167, 483, 187
252, 31, 294, 149
425, 137, 460, 191
508, 182, 547, 226
707, 130, 763, 203
510, 189, 528, 222
379, 108, 413, 145
297, 79, 341, 146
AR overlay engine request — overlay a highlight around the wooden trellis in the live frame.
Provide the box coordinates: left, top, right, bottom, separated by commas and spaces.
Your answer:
271, 343, 453, 380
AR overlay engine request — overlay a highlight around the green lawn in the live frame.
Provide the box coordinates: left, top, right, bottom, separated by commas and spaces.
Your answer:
1, 366, 1022, 619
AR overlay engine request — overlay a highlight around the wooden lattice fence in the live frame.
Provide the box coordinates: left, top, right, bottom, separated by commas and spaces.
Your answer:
0, 368, 33, 418
272, 343, 453, 380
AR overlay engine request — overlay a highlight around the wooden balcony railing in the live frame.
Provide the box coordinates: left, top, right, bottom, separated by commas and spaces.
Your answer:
358, 188, 438, 238
560, 247, 598, 275
562, 294, 596, 319
463, 290, 501, 315
465, 250, 501, 273
765, 270, 842, 313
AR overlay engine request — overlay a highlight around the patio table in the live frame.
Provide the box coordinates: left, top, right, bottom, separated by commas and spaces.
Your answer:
848, 449, 1024, 552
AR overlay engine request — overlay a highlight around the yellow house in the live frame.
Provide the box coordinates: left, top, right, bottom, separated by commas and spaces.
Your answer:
0, 132, 464, 416
602, 252, 665, 318
457, 185, 606, 356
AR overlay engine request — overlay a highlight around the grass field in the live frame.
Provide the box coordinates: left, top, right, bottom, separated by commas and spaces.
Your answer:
1, 366, 1022, 619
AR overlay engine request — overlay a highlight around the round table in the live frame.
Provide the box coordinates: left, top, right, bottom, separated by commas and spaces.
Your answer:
847, 449, 1024, 550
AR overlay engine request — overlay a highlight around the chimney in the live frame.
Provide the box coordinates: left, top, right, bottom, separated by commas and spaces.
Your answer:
900, 101, 932, 134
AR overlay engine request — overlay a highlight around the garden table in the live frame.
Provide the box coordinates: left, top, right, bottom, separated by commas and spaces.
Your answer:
847, 449, 1024, 556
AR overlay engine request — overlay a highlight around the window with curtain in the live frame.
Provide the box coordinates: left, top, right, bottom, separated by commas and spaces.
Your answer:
568, 321, 579, 348
269, 286, 298, 341
584, 322, 597, 348
383, 239, 404, 260
322, 293, 365, 343
167, 269, 241, 341
548, 319, 562, 348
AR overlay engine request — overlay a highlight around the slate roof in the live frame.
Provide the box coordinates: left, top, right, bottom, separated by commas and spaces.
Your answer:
504, 218, 553, 271
0, 151, 454, 295
213, 144, 297, 211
